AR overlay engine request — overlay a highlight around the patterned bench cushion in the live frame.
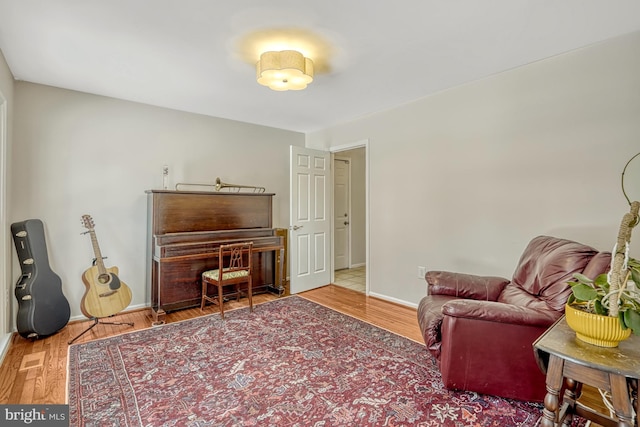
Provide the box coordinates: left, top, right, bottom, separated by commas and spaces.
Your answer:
203, 269, 249, 281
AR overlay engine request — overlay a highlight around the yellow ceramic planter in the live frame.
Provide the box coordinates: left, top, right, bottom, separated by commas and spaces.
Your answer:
565, 303, 631, 347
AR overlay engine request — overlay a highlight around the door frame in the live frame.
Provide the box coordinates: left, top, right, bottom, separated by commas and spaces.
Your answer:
0, 91, 10, 361
330, 139, 369, 294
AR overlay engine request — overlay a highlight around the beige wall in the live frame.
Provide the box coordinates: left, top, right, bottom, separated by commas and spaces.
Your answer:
11, 83, 304, 318
0, 51, 12, 102
307, 31, 640, 307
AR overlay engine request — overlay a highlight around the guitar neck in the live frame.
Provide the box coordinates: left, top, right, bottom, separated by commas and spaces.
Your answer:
88, 230, 108, 275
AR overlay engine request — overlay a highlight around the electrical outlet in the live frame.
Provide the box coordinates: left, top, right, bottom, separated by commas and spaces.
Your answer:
417, 266, 427, 279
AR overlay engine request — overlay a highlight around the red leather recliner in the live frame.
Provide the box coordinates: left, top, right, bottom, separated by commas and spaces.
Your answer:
417, 236, 611, 402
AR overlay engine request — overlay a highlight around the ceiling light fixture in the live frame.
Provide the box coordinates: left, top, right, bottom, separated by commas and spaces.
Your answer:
256, 50, 314, 91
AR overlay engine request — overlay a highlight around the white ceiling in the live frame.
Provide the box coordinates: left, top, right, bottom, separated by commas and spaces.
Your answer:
1, 1, 640, 133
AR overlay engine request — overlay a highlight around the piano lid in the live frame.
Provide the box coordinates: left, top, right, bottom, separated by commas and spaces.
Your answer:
147, 190, 275, 235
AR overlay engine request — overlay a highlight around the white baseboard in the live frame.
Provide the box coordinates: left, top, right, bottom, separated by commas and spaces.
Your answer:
68, 302, 150, 323
367, 291, 418, 309
0, 332, 11, 366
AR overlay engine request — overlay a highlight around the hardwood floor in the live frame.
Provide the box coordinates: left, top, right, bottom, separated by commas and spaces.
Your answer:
0, 284, 608, 426
301, 284, 423, 343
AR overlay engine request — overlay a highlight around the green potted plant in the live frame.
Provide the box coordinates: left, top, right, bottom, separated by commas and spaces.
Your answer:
565, 200, 640, 347
567, 257, 640, 332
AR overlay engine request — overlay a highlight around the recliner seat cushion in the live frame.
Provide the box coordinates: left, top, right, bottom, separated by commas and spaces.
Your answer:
497, 285, 554, 311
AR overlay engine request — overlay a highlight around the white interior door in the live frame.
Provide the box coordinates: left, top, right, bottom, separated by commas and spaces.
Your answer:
290, 146, 331, 294
333, 158, 350, 270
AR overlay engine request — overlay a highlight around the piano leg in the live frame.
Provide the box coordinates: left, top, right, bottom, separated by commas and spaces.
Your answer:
152, 308, 166, 326
276, 247, 285, 296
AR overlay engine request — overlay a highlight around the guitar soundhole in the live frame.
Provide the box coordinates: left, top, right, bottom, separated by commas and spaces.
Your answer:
98, 274, 110, 284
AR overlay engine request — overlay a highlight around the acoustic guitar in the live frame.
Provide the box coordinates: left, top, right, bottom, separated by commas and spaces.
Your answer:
80, 215, 132, 318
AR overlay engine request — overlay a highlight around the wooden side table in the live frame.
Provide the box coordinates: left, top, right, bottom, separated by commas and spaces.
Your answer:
533, 316, 639, 427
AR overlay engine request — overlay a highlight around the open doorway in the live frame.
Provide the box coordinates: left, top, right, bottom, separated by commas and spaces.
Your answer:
331, 145, 367, 293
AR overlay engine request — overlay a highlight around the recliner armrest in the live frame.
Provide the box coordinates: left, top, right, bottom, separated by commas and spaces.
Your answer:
426, 271, 510, 301
442, 299, 560, 328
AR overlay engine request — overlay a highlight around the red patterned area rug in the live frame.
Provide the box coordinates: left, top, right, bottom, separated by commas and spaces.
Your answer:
69, 296, 563, 426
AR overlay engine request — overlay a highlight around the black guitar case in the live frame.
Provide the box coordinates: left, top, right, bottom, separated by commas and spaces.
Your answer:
11, 219, 70, 339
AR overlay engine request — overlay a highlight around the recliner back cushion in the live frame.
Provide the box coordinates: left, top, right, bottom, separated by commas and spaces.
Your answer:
500, 236, 599, 312
581, 252, 612, 280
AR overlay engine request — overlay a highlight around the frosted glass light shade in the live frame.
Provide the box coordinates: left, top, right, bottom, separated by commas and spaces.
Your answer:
256, 50, 314, 91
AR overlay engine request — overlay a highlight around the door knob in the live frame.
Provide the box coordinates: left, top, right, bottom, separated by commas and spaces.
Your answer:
292, 225, 303, 230
344, 221, 349, 226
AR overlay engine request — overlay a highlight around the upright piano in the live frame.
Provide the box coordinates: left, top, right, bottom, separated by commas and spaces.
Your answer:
146, 190, 284, 324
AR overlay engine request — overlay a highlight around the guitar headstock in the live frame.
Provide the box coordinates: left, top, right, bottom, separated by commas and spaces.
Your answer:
81, 215, 95, 231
